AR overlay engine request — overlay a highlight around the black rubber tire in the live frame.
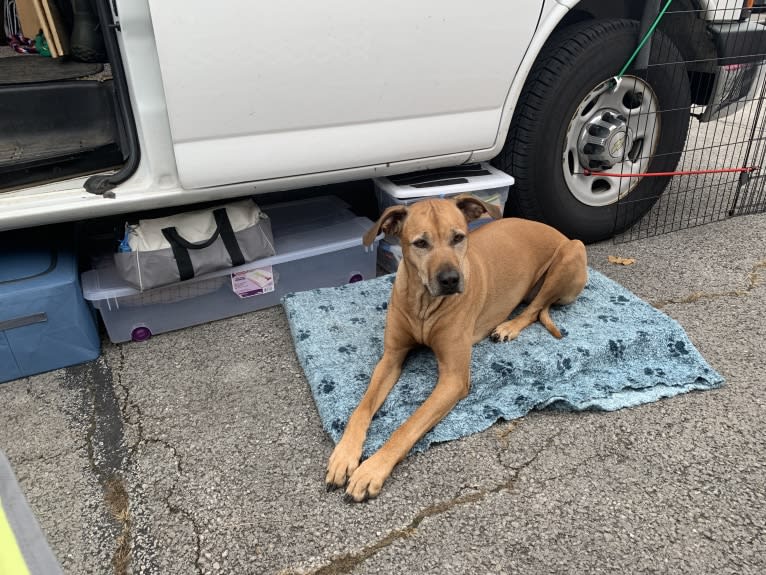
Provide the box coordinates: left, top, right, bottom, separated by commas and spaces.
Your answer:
493, 19, 691, 243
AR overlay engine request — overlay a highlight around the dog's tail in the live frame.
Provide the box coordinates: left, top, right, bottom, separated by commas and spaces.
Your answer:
539, 306, 562, 339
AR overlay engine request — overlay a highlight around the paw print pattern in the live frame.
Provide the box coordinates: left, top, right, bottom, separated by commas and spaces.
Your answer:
644, 367, 666, 377
483, 406, 501, 420
297, 329, 311, 341
318, 304, 335, 312
350, 317, 366, 325
491, 360, 516, 378
556, 356, 573, 373
608, 339, 626, 360
375, 302, 388, 312
610, 295, 630, 306
667, 339, 690, 357
597, 315, 620, 323
331, 419, 346, 433
338, 344, 358, 354
320, 378, 336, 394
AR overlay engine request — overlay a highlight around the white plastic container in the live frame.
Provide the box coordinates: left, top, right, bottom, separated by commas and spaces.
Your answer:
374, 162, 514, 230
81, 197, 378, 343
373, 163, 514, 273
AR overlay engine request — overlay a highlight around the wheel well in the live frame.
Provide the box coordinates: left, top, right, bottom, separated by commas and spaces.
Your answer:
554, 0, 718, 104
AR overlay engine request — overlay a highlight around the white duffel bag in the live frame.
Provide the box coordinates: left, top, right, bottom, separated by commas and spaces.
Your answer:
114, 199, 275, 291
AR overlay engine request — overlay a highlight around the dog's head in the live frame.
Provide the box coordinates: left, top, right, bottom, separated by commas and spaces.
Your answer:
364, 195, 501, 296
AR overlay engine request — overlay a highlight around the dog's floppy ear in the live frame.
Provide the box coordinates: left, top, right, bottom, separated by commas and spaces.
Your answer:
453, 194, 502, 222
363, 205, 409, 247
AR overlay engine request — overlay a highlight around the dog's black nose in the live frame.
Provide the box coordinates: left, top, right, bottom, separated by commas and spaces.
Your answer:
437, 269, 461, 293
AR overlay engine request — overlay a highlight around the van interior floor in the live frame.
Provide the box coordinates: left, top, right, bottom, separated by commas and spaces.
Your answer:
0, 45, 105, 83
0, 46, 122, 192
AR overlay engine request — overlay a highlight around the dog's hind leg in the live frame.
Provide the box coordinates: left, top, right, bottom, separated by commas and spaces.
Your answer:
491, 239, 587, 342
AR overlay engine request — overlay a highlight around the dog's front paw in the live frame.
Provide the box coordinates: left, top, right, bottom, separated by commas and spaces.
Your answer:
344, 454, 394, 503
325, 441, 362, 490
490, 325, 520, 343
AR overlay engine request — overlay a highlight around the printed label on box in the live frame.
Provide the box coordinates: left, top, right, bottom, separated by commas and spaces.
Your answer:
231, 266, 275, 298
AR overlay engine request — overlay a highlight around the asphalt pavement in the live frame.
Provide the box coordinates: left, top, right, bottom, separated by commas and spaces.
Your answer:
1, 209, 764, 575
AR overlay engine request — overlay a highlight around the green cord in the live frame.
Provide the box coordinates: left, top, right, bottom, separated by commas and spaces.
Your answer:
617, 0, 674, 77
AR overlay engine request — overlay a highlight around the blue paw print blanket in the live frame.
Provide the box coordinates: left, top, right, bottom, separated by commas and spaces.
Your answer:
282, 269, 723, 457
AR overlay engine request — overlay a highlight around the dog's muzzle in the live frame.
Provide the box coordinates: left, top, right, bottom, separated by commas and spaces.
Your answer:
435, 268, 463, 296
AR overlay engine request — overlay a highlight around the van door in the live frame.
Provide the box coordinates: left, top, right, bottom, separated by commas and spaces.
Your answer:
146, 1, 542, 189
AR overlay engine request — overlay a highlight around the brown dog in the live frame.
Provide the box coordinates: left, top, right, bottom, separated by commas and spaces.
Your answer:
326, 195, 587, 501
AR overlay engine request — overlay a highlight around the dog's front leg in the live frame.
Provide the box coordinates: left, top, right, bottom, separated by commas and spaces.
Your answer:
344, 341, 471, 502
326, 346, 410, 490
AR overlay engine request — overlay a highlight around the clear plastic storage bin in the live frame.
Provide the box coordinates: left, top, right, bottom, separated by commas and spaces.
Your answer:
373, 163, 514, 273
81, 197, 378, 343
374, 162, 514, 230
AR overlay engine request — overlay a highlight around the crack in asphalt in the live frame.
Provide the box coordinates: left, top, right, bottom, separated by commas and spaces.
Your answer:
165, 493, 204, 575
141, 436, 203, 575
651, 260, 765, 309
304, 431, 560, 575
114, 348, 191, 575
494, 419, 523, 468
116, 346, 144, 468
114, 346, 201, 574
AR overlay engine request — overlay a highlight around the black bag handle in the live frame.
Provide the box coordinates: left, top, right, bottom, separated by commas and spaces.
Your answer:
161, 208, 246, 281
161, 208, 226, 250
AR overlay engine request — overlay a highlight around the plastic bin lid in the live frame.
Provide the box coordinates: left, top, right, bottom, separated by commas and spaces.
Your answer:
374, 162, 514, 200
0, 233, 57, 285
262, 195, 351, 228
82, 216, 379, 301
262, 195, 354, 235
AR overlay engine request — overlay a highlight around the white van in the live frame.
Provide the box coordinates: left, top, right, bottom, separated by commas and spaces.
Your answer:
1, 0, 763, 241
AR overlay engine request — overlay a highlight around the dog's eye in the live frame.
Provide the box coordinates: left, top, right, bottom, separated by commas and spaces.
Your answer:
452, 233, 466, 245
412, 238, 430, 249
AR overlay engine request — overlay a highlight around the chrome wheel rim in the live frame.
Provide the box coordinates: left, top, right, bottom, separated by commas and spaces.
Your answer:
562, 76, 661, 207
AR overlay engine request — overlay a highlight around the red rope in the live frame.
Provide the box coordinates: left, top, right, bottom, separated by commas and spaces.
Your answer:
582, 167, 758, 177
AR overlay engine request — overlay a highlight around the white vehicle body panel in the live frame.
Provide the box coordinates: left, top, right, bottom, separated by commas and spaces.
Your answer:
146, 0, 542, 189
